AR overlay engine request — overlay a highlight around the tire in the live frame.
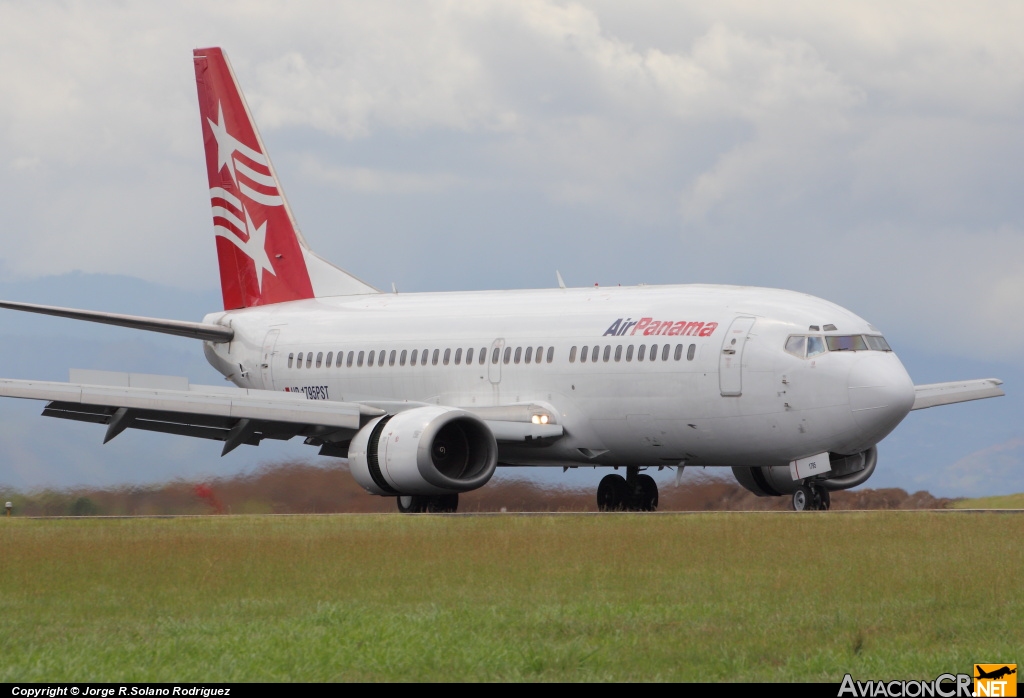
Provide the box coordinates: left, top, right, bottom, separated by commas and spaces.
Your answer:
431, 493, 459, 513
397, 495, 426, 513
637, 474, 659, 511
817, 488, 831, 511
792, 486, 814, 511
597, 474, 629, 512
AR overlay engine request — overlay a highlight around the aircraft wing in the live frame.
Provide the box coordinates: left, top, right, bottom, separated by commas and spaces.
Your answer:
0, 369, 563, 457
911, 379, 1004, 410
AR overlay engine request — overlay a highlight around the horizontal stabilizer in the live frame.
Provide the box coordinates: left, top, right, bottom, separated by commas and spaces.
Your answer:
911, 378, 1004, 410
0, 300, 234, 343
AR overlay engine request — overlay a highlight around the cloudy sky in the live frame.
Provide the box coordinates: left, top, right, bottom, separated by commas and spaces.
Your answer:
0, 1, 1020, 497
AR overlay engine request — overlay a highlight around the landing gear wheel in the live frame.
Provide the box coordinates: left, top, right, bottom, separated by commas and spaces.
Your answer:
397, 495, 427, 513
430, 493, 459, 513
636, 474, 659, 511
817, 488, 831, 511
597, 474, 629, 512
792, 486, 815, 511
397, 494, 459, 513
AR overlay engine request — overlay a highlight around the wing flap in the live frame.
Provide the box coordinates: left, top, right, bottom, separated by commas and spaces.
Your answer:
912, 378, 1005, 410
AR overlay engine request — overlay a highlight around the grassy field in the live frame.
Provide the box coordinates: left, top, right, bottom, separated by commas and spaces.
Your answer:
1, 512, 1021, 682
952, 493, 1024, 509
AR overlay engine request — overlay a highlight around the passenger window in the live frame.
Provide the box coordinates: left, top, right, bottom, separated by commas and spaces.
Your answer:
388, 350, 396, 367
432, 349, 440, 366
514, 347, 522, 364
650, 344, 658, 361
422, 349, 429, 366
367, 350, 375, 366
357, 350, 365, 367
347, 351, 354, 367
466, 348, 474, 364
614, 345, 622, 362
591, 346, 599, 362
524, 347, 533, 363
806, 336, 826, 357
306, 353, 313, 368
569, 346, 577, 363
288, 353, 294, 368
400, 350, 407, 366
687, 344, 695, 361
662, 344, 670, 361
296, 352, 304, 368
674, 344, 682, 361
785, 336, 806, 358
480, 348, 487, 365
454, 348, 462, 365
326, 351, 333, 367
410, 349, 418, 365
443, 348, 451, 366
546, 346, 554, 363
638, 345, 646, 361
580, 346, 588, 363
537, 346, 544, 364
503, 347, 512, 364
378, 351, 386, 367
602, 345, 610, 362
492, 347, 500, 364
316, 352, 323, 368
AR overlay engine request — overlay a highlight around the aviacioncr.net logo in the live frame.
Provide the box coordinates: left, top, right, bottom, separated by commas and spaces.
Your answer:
839, 674, 973, 697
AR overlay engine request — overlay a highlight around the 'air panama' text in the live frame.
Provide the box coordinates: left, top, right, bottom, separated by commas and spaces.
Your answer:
604, 317, 719, 338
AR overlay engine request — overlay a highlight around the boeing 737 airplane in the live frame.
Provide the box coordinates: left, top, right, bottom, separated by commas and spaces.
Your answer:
0, 48, 1005, 512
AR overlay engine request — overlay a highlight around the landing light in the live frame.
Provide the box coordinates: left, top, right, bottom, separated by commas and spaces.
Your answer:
531, 414, 550, 425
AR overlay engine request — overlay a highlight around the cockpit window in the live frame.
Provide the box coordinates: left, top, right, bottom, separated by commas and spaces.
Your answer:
785, 334, 892, 358
806, 336, 826, 357
865, 335, 892, 351
784, 336, 806, 358
826, 335, 867, 352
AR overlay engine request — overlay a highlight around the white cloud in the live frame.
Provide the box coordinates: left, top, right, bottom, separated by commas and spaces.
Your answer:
0, 0, 1020, 362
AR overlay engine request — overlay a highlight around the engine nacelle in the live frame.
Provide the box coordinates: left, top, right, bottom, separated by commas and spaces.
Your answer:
348, 406, 498, 496
732, 446, 878, 497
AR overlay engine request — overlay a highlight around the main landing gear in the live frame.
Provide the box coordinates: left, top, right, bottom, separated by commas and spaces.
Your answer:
597, 466, 659, 512
397, 493, 459, 513
792, 484, 830, 511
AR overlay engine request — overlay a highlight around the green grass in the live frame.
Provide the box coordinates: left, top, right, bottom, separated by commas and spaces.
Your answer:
1, 513, 1021, 681
950, 493, 1024, 509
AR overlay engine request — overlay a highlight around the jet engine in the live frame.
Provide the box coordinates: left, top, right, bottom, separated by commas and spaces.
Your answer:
348, 405, 498, 496
732, 446, 878, 497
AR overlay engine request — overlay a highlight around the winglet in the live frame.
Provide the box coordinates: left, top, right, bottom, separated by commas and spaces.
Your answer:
556, 270, 566, 289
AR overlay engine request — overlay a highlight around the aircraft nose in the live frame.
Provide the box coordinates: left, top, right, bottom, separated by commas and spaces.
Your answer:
848, 353, 916, 444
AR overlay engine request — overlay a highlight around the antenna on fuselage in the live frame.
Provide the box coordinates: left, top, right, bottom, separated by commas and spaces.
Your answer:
556, 270, 567, 289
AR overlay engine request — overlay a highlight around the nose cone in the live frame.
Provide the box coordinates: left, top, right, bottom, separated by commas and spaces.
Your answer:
848, 353, 916, 447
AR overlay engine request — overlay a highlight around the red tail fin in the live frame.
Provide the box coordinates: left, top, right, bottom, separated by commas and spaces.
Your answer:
193, 48, 377, 309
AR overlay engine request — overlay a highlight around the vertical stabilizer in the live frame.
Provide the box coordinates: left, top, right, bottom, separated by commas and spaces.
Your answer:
193, 47, 378, 309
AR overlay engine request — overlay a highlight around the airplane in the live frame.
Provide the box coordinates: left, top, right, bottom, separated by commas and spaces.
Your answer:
0, 47, 1005, 513
975, 667, 1016, 681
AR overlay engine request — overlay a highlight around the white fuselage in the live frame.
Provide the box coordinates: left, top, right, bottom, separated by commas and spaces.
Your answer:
202, 283, 916, 469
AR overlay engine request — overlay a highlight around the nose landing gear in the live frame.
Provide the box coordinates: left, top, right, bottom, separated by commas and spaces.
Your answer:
597, 467, 659, 511
792, 484, 830, 511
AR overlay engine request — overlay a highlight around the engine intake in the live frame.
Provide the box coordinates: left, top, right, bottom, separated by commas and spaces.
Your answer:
348, 406, 498, 496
